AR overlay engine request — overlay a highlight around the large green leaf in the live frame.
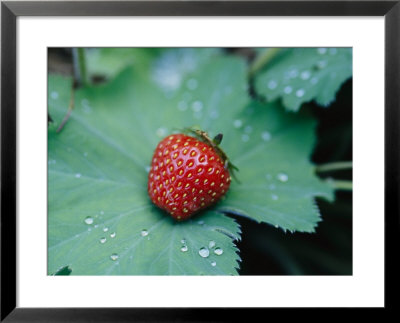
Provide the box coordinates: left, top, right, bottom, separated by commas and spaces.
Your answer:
254, 48, 352, 111
48, 50, 333, 275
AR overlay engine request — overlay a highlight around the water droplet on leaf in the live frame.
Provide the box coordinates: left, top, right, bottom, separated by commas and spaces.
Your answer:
241, 134, 250, 142
199, 247, 210, 258
310, 77, 319, 85
210, 110, 219, 119
244, 126, 252, 134
268, 80, 278, 90
191, 100, 203, 112
84, 216, 93, 225
329, 48, 337, 55
261, 131, 271, 141
277, 173, 289, 182
284, 86, 293, 94
300, 70, 311, 80
296, 89, 305, 98
156, 127, 167, 137
110, 253, 119, 261
317, 60, 327, 69
288, 68, 299, 78
233, 119, 243, 128
214, 248, 223, 256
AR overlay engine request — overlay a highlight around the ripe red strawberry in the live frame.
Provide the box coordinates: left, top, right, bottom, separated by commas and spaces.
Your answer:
147, 131, 234, 221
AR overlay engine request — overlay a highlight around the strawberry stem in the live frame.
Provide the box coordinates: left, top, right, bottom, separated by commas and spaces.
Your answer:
213, 133, 223, 145
184, 127, 240, 183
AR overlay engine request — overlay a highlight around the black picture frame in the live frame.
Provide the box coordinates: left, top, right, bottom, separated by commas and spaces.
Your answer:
1, 1, 398, 321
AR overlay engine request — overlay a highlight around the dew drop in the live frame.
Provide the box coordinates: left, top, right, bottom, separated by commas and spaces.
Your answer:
244, 125, 252, 134
210, 110, 219, 119
110, 253, 119, 261
145, 166, 151, 173
296, 89, 305, 98
199, 247, 210, 258
329, 48, 337, 55
191, 100, 203, 112
214, 248, 223, 256
300, 70, 311, 80
317, 60, 327, 69
156, 127, 167, 137
198, 220, 204, 225
50, 91, 59, 99
310, 77, 319, 85
269, 184, 276, 190
181, 245, 188, 252
75, 173, 82, 178
267, 80, 278, 90
141, 229, 149, 237
288, 68, 299, 78
277, 173, 289, 182
181, 239, 186, 244
241, 134, 250, 142
100, 237, 107, 244
284, 86, 293, 94
103, 227, 109, 232
265, 174, 272, 180
209, 240, 216, 249
271, 194, 279, 200
317, 48, 327, 55
84, 216, 93, 225
83, 152, 88, 157
261, 131, 271, 141
233, 119, 243, 128
211, 261, 217, 267
110, 232, 116, 238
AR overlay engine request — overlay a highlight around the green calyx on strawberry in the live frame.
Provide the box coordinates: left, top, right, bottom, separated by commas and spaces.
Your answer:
147, 129, 238, 221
